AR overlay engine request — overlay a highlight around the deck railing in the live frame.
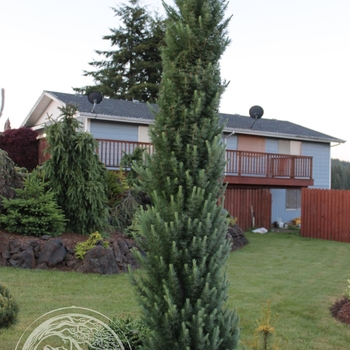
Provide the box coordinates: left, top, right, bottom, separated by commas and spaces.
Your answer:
96, 139, 313, 179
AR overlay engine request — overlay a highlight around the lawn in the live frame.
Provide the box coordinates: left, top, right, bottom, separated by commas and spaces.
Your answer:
1, 231, 350, 349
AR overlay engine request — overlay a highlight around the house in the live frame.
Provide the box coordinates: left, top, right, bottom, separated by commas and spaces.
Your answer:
22, 91, 345, 230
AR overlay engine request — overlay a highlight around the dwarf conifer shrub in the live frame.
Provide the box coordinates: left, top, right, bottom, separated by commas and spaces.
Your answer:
0, 172, 66, 236
75, 231, 109, 260
248, 300, 288, 350
0, 283, 19, 329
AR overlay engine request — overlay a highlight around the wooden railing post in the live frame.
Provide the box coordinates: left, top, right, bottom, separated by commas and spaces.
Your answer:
95, 139, 313, 180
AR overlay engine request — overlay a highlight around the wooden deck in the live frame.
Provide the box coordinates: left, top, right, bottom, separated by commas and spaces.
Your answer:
95, 139, 314, 188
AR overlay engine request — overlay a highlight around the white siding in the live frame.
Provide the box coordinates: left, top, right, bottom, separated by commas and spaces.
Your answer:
138, 125, 150, 143
36, 100, 62, 125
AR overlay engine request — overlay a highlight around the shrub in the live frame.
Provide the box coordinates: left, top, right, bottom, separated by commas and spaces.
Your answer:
107, 170, 129, 208
0, 127, 39, 171
43, 104, 108, 234
89, 316, 150, 350
0, 149, 23, 212
0, 172, 66, 236
248, 300, 287, 350
75, 231, 109, 260
0, 283, 19, 329
120, 147, 146, 186
108, 190, 139, 233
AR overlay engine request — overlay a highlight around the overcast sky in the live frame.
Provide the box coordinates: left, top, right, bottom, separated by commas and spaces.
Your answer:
1, 0, 349, 160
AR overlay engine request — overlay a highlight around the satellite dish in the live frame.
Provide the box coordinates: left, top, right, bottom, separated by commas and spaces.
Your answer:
87, 92, 103, 112
249, 105, 264, 129
249, 105, 264, 120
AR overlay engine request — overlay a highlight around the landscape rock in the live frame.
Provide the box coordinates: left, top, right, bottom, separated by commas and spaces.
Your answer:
0, 228, 245, 274
227, 224, 249, 251
78, 246, 119, 274
9, 240, 21, 254
9, 248, 35, 269
37, 239, 67, 267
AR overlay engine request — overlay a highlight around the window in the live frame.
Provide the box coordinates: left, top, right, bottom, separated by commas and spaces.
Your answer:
286, 189, 301, 210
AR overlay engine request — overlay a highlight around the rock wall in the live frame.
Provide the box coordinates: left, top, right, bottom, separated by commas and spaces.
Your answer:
0, 233, 142, 274
0, 225, 248, 274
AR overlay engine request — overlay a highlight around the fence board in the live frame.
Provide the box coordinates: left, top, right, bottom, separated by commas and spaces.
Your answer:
224, 188, 271, 231
301, 188, 350, 243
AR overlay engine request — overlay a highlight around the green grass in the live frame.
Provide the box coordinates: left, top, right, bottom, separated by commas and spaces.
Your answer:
1, 231, 350, 349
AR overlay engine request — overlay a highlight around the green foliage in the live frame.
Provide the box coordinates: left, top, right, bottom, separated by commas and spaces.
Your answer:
74, 0, 165, 103
89, 316, 150, 350
344, 279, 350, 299
106, 170, 129, 207
108, 189, 139, 233
331, 158, 350, 189
248, 301, 287, 350
75, 231, 109, 260
131, 0, 240, 348
228, 215, 238, 227
43, 104, 108, 234
0, 149, 23, 212
0, 172, 66, 236
0, 283, 19, 329
120, 147, 147, 186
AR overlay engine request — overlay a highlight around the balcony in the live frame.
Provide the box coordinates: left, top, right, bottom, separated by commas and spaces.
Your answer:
96, 139, 314, 188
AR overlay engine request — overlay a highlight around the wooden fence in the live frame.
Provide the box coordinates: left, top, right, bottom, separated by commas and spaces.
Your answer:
301, 188, 350, 242
224, 188, 272, 231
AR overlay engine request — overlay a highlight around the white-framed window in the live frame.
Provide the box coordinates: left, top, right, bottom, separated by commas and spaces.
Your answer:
286, 189, 301, 210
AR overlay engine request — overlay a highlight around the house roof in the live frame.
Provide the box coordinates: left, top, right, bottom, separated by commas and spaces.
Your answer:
23, 90, 345, 144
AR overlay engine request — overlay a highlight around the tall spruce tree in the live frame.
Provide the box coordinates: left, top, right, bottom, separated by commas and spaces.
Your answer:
43, 104, 108, 234
132, 0, 240, 348
74, 0, 165, 103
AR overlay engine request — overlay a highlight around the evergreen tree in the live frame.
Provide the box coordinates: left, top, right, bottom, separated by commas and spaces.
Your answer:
132, 0, 240, 348
331, 159, 350, 190
74, 0, 165, 103
43, 104, 108, 234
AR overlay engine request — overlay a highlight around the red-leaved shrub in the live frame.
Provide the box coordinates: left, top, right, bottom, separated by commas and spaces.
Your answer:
0, 128, 39, 170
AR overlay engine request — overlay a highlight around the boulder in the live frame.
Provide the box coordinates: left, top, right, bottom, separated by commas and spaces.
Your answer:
9, 240, 21, 254
112, 241, 127, 272
78, 246, 119, 274
227, 224, 249, 251
37, 239, 67, 267
9, 248, 35, 269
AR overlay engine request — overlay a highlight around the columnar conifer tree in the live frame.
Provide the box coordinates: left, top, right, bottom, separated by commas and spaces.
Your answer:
133, 0, 240, 348
44, 104, 108, 234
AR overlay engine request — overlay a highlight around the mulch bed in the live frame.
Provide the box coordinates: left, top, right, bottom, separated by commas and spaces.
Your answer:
330, 297, 350, 326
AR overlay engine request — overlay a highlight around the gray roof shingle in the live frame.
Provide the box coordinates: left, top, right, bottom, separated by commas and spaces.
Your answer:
47, 91, 344, 144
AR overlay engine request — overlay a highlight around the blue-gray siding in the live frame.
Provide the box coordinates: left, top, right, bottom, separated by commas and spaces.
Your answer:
271, 189, 301, 225
302, 141, 330, 189
90, 120, 138, 142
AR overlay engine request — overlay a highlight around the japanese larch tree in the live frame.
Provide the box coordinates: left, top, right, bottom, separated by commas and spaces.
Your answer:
132, 0, 240, 348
